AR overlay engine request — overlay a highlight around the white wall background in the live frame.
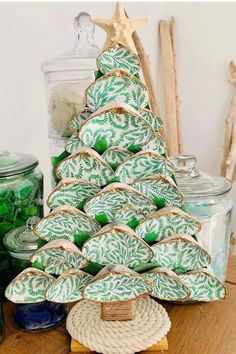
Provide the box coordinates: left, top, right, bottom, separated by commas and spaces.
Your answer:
0, 2, 235, 212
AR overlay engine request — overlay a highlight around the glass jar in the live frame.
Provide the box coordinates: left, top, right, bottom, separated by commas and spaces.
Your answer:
172, 155, 233, 282
41, 12, 100, 187
13, 302, 68, 332
3, 217, 40, 278
0, 151, 43, 297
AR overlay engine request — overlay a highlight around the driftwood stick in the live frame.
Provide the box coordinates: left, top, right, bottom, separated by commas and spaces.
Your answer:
132, 31, 160, 116
124, 9, 164, 136
170, 17, 183, 154
224, 95, 236, 181
160, 20, 179, 155
221, 95, 236, 177
229, 61, 236, 85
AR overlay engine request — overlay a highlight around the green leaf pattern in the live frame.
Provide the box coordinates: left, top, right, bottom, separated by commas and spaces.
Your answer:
5, 270, 55, 303
47, 180, 100, 209
115, 153, 174, 183
136, 214, 200, 242
79, 110, 153, 150
82, 232, 153, 268
31, 248, 87, 275
97, 46, 141, 76
151, 237, 210, 273
132, 177, 183, 207
46, 270, 93, 302
70, 109, 91, 131
86, 74, 149, 111
143, 271, 190, 301
142, 133, 166, 155
102, 147, 133, 169
83, 274, 150, 302
85, 188, 156, 222
114, 206, 142, 224
140, 109, 163, 131
56, 153, 115, 186
65, 134, 86, 154
179, 271, 226, 301
35, 212, 100, 243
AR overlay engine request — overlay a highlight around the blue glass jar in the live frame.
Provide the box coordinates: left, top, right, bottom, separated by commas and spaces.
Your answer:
13, 301, 68, 332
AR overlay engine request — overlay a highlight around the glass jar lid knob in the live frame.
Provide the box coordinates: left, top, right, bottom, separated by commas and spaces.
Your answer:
26, 217, 41, 231
72, 12, 99, 55
171, 155, 199, 178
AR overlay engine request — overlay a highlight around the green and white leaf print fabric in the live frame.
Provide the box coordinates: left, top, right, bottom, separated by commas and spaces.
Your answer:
34, 206, 100, 245
46, 269, 93, 303
102, 147, 133, 170
84, 183, 156, 223
179, 269, 226, 301
142, 133, 166, 155
114, 205, 141, 229
70, 108, 92, 131
83, 265, 151, 302
82, 223, 153, 268
86, 72, 149, 111
143, 268, 190, 301
140, 109, 163, 132
135, 207, 201, 243
97, 45, 141, 76
115, 151, 174, 184
5, 268, 55, 303
151, 235, 211, 274
30, 240, 87, 275
132, 175, 183, 208
65, 133, 86, 154
56, 148, 115, 186
47, 178, 100, 210
78, 107, 153, 153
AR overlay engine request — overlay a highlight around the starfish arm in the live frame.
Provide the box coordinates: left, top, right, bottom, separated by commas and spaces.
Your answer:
131, 18, 149, 29
113, 2, 126, 18
91, 17, 113, 30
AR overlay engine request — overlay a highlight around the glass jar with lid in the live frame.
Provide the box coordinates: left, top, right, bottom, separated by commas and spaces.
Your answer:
3, 217, 68, 332
0, 151, 43, 297
41, 12, 100, 186
172, 155, 233, 282
3, 217, 40, 278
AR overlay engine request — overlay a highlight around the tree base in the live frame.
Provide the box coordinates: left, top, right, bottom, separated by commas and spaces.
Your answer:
101, 300, 135, 321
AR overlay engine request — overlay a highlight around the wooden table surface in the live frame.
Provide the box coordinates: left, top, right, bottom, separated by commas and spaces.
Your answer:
0, 256, 236, 354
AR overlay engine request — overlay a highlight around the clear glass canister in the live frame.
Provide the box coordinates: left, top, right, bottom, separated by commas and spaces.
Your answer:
41, 12, 100, 186
0, 151, 43, 297
3, 217, 68, 332
172, 155, 233, 282
3, 217, 40, 278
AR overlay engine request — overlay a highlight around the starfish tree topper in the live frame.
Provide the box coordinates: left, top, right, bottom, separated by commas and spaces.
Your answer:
91, 2, 148, 54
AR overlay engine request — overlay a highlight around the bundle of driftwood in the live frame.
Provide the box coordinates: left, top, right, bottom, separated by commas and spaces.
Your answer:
221, 61, 236, 183
129, 14, 183, 156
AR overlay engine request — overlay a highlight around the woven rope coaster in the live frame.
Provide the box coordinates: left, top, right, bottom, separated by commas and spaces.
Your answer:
66, 296, 171, 354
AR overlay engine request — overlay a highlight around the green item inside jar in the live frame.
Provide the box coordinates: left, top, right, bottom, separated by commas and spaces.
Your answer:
0, 170, 43, 250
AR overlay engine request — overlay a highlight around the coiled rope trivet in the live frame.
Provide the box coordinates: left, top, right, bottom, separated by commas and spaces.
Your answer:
66, 296, 171, 354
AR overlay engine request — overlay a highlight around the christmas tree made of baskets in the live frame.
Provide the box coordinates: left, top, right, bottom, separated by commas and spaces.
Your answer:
6, 3, 225, 350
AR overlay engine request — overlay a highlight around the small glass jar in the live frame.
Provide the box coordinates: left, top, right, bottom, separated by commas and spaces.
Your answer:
0, 151, 43, 297
172, 155, 233, 282
41, 12, 100, 186
13, 301, 68, 332
3, 217, 40, 278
